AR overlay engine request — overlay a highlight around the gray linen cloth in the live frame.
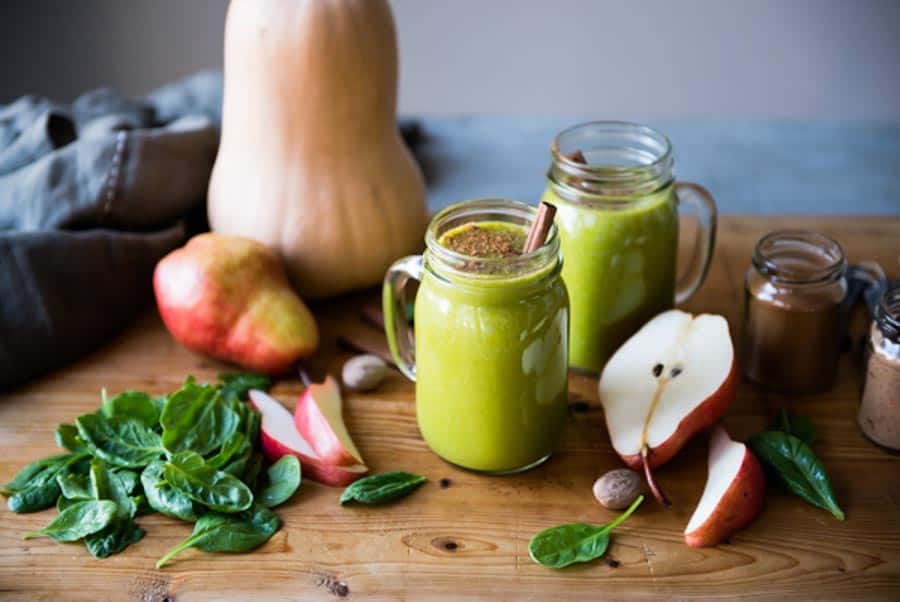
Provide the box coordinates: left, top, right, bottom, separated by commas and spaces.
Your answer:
0, 71, 222, 389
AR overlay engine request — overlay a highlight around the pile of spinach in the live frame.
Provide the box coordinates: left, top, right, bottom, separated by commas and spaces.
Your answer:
2, 373, 302, 568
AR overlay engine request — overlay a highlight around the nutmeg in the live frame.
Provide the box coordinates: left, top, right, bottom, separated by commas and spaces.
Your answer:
593, 469, 645, 510
342, 354, 387, 392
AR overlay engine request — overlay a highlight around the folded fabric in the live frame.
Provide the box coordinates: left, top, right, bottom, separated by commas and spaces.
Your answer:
0, 71, 424, 390
0, 72, 221, 389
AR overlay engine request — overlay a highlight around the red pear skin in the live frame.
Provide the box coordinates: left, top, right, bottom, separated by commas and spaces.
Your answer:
154, 233, 318, 374
258, 427, 366, 488
685, 441, 766, 548
618, 358, 739, 472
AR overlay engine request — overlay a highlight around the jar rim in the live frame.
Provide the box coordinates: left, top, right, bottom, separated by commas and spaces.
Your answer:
548, 121, 674, 203
752, 229, 846, 285
425, 199, 560, 280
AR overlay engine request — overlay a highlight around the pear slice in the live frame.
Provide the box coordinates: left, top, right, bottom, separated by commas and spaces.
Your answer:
684, 426, 766, 547
294, 375, 365, 467
249, 390, 367, 487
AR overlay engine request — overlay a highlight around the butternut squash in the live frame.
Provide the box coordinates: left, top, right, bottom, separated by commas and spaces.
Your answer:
208, 0, 426, 299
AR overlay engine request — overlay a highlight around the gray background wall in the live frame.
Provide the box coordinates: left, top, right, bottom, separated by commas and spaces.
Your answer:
2, 0, 899, 119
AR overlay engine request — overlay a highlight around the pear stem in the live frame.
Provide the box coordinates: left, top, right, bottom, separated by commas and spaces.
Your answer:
641, 445, 671, 507
298, 367, 312, 388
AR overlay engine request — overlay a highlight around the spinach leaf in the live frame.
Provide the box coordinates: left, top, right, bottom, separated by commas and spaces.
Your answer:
164, 451, 253, 513
151, 394, 167, 415
76, 413, 163, 468
115, 469, 139, 495
5, 453, 87, 513
85, 518, 145, 558
55, 424, 87, 453
156, 503, 279, 568
90, 460, 136, 519
241, 453, 264, 492
140, 462, 197, 522
259, 455, 301, 508
207, 432, 250, 469
83, 461, 146, 557
102, 391, 160, 427
133, 494, 154, 516
244, 409, 261, 447
9, 478, 62, 513
56, 473, 92, 500
160, 380, 239, 456
2, 453, 71, 496
770, 409, 816, 444
23, 500, 117, 542
57, 495, 77, 512
340, 471, 425, 505
749, 431, 844, 520
529, 496, 644, 569
218, 372, 272, 404
221, 445, 252, 478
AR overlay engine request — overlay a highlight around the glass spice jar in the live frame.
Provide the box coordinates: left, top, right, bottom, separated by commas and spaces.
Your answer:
859, 283, 900, 451
742, 230, 848, 394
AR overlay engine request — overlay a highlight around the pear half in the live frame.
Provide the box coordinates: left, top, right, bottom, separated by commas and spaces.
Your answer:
599, 310, 738, 505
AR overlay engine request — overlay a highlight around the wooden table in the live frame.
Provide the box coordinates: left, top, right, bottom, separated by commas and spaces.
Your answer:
1, 216, 899, 601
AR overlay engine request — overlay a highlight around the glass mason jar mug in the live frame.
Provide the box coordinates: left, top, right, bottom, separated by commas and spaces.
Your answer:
542, 121, 717, 373
383, 199, 569, 474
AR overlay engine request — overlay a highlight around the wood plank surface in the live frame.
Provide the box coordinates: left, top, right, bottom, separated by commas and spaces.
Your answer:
1, 215, 899, 601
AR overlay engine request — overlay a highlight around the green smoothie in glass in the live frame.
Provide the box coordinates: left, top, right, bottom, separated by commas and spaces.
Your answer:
542, 122, 717, 373
383, 200, 569, 473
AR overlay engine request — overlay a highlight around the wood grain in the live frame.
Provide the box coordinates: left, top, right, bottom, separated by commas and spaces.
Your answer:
1, 216, 899, 601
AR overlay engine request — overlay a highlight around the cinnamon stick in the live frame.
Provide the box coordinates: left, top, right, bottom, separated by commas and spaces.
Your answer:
523, 201, 557, 253
566, 149, 587, 164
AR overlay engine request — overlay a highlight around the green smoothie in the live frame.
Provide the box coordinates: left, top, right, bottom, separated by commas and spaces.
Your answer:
412, 221, 569, 473
542, 183, 678, 372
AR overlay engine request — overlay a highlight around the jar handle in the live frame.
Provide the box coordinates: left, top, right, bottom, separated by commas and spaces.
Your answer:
382, 255, 423, 382
674, 182, 718, 304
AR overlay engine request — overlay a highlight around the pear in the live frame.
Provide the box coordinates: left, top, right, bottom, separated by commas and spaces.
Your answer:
154, 233, 318, 374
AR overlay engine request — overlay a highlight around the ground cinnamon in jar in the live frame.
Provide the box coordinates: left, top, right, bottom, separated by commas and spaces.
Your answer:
742, 231, 848, 394
859, 284, 900, 451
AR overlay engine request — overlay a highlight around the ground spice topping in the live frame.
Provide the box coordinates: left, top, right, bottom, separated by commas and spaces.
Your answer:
441, 224, 525, 258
